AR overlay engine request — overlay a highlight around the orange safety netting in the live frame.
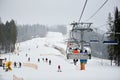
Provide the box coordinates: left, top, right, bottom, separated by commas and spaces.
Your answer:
23, 63, 38, 70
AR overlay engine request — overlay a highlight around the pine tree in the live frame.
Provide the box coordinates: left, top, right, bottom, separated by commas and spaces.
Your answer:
9, 19, 17, 52
107, 13, 114, 66
114, 7, 120, 66
107, 7, 120, 66
0, 19, 17, 53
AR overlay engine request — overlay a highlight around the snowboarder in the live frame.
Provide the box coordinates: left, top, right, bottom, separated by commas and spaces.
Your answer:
49, 60, 51, 65
57, 65, 61, 72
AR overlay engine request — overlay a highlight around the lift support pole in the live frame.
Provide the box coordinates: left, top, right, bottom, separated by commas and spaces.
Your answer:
71, 22, 93, 70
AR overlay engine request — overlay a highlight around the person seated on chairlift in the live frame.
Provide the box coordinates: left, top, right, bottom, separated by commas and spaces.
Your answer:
73, 48, 79, 54
84, 50, 88, 54
80, 50, 83, 54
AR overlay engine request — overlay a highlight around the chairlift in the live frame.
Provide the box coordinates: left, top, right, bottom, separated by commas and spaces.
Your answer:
66, 39, 80, 54
102, 32, 119, 45
66, 41, 91, 59
90, 29, 100, 43
66, 23, 92, 59
103, 40, 118, 45
90, 39, 99, 43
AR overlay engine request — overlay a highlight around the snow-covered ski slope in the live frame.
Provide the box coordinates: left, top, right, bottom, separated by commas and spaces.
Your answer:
0, 32, 120, 80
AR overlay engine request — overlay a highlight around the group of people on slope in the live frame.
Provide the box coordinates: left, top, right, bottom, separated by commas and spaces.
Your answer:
41, 57, 52, 65
13, 61, 22, 68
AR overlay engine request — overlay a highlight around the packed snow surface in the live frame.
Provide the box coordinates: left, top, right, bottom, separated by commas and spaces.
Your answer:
0, 32, 120, 80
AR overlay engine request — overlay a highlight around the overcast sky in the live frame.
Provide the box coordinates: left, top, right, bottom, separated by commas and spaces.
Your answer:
0, 0, 120, 30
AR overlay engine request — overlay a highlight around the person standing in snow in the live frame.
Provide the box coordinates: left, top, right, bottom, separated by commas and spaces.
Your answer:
2, 63, 5, 70
42, 58, 44, 61
19, 62, 22, 68
45, 58, 48, 62
14, 62, 17, 68
57, 65, 61, 72
49, 59, 51, 65
4, 57, 7, 62
26, 53, 28, 57
38, 58, 40, 62
28, 57, 30, 62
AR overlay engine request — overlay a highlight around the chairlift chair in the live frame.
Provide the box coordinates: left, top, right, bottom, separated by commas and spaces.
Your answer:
66, 41, 91, 59
103, 40, 118, 45
102, 32, 119, 45
90, 29, 100, 43
90, 39, 99, 43
66, 23, 92, 59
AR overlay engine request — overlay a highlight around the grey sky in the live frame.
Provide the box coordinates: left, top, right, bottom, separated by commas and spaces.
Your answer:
0, 0, 120, 30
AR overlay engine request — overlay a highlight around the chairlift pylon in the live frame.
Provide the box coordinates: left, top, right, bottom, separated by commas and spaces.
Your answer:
66, 22, 92, 59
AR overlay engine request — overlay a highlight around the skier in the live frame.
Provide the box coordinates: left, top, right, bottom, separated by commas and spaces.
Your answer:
2, 63, 5, 70
28, 57, 30, 62
19, 62, 22, 68
57, 65, 61, 72
26, 53, 28, 57
14, 62, 17, 68
49, 60, 51, 65
4, 57, 7, 62
45, 58, 48, 62
36, 45, 38, 48
38, 58, 40, 62
42, 58, 44, 61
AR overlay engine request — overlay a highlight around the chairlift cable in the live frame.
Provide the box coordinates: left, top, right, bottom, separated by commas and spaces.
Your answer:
92, 17, 120, 31
78, 0, 88, 23
86, 0, 108, 21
